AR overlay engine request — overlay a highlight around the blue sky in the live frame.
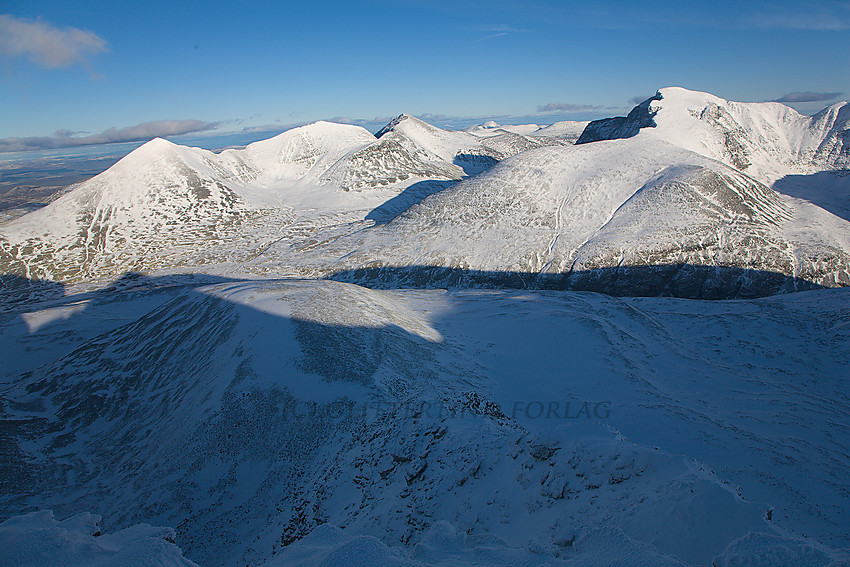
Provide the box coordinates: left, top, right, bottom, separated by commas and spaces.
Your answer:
1, 0, 849, 151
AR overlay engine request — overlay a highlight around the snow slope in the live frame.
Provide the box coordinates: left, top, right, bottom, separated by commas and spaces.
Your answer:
0, 510, 199, 567
580, 87, 850, 185
1, 279, 848, 566
0, 117, 562, 286
262, 136, 850, 297
3, 90, 846, 297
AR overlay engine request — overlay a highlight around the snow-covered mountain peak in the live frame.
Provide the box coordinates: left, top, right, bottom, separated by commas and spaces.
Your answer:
110, 136, 187, 169
374, 113, 506, 165
134, 136, 179, 153
226, 121, 376, 184
375, 113, 409, 137
243, 120, 374, 161
375, 113, 445, 140
577, 86, 850, 183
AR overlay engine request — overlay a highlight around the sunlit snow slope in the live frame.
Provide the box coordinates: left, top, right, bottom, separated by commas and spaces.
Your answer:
0, 117, 560, 285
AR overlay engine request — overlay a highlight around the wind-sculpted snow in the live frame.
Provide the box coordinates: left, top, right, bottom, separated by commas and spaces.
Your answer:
1, 279, 849, 566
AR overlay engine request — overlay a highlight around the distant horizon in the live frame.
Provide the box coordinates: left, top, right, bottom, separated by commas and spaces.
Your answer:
1, 86, 847, 159
2, 0, 848, 153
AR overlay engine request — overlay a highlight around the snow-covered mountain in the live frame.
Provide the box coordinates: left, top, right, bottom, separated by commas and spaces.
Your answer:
530, 120, 590, 143
465, 119, 588, 142
466, 121, 544, 136
374, 113, 563, 175
0, 117, 559, 286
305, 89, 848, 296
2, 87, 850, 567
3, 88, 846, 299
266, 137, 850, 297
579, 87, 850, 184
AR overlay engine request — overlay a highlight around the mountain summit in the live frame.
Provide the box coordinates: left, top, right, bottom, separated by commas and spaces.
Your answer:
0, 87, 847, 296
578, 87, 850, 183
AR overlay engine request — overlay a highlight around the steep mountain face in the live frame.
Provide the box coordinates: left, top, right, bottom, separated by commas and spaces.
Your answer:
3, 279, 849, 566
576, 92, 663, 144
580, 87, 850, 184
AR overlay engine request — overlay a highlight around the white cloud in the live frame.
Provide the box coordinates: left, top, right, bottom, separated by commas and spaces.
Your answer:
0, 14, 107, 70
772, 91, 843, 103
537, 103, 604, 113
0, 120, 219, 152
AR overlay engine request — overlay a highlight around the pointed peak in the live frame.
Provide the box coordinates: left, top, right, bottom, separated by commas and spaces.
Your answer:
141, 137, 176, 148
123, 137, 180, 160
376, 114, 413, 138
374, 113, 438, 138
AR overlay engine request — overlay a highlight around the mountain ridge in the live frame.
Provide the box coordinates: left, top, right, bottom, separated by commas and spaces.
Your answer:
1, 87, 847, 297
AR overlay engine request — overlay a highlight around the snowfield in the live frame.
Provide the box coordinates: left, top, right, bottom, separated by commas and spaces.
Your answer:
2, 279, 849, 566
0, 87, 849, 566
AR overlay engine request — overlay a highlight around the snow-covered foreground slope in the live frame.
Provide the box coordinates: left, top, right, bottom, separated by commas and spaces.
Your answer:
0, 510, 199, 567
1, 278, 849, 566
